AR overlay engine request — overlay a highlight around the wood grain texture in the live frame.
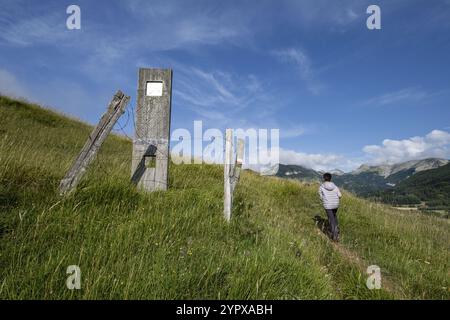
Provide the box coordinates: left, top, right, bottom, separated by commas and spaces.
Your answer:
59, 90, 130, 195
231, 138, 245, 194
224, 129, 233, 221
131, 68, 172, 192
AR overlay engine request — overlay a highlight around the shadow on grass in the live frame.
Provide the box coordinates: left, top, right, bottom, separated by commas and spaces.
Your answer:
313, 214, 333, 240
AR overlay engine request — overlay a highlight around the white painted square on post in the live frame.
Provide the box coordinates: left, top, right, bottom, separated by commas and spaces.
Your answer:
146, 81, 163, 97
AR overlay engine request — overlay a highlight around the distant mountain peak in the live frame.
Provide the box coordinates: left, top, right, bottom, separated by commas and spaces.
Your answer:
276, 164, 321, 181
352, 164, 391, 177
277, 159, 450, 203
330, 169, 345, 176
351, 158, 449, 178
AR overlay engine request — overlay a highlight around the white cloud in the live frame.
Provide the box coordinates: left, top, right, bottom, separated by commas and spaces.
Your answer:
280, 126, 306, 139
363, 130, 450, 165
279, 148, 346, 171
0, 69, 28, 98
273, 129, 450, 173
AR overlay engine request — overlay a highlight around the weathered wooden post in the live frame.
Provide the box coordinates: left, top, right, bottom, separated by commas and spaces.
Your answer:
232, 138, 245, 193
224, 129, 245, 221
59, 90, 130, 195
131, 68, 173, 192
224, 129, 233, 221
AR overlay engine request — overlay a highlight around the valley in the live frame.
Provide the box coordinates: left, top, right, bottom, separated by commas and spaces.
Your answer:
277, 159, 450, 217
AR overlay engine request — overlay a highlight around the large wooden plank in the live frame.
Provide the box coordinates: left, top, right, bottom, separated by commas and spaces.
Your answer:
59, 90, 130, 195
131, 68, 172, 192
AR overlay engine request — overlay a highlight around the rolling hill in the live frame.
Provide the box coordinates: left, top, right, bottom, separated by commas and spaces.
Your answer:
0, 95, 449, 300
335, 159, 449, 196
372, 163, 450, 212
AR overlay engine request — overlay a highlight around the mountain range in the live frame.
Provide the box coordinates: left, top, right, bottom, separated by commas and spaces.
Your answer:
373, 162, 450, 212
276, 158, 450, 213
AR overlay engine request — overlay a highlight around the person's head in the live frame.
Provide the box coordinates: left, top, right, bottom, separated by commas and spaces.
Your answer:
323, 173, 332, 182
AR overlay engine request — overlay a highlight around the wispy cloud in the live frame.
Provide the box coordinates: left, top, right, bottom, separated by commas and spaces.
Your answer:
280, 0, 371, 31
280, 126, 306, 139
272, 48, 323, 94
0, 0, 252, 59
123, 0, 253, 51
173, 63, 281, 127
279, 148, 359, 172
172, 63, 316, 139
361, 87, 434, 107
0, 5, 71, 46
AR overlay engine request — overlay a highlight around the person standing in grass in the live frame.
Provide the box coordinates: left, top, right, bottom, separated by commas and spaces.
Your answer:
319, 173, 342, 242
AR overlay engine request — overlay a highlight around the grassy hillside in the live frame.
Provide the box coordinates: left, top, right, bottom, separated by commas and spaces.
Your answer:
0, 96, 448, 300
333, 172, 391, 196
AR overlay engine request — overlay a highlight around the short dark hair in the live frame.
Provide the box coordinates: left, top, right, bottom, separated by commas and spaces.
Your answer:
323, 173, 332, 181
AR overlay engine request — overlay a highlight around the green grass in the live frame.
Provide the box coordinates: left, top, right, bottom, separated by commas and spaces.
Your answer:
0, 95, 448, 300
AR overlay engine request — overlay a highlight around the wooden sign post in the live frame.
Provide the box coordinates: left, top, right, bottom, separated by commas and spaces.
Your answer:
224, 129, 245, 221
59, 90, 130, 195
131, 68, 173, 192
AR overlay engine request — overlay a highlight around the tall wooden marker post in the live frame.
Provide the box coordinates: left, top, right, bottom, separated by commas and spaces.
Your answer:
131, 68, 173, 192
224, 129, 245, 221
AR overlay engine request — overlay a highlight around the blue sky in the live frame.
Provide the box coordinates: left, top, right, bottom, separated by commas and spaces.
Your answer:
1, 0, 450, 171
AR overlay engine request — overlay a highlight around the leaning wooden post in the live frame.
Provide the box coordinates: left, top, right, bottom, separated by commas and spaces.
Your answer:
59, 91, 130, 195
224, 130, 245, 222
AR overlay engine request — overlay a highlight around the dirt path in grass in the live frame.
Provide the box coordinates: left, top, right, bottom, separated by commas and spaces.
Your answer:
313, 225, 406, 299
